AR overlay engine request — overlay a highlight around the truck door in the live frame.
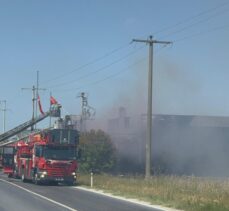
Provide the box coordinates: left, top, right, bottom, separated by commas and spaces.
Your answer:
2, 146, 14, 175
2, 147, 14, 166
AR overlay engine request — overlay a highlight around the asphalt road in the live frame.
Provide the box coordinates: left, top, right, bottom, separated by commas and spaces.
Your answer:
0, 172, 162, 211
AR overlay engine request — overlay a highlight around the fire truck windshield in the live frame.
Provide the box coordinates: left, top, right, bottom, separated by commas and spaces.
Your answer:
49, 129, 79, 144
43, 146, 76, 160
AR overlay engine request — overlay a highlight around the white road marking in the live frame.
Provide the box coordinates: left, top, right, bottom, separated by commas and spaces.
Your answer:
74, 186, 182, 211
0, 178, 77, 211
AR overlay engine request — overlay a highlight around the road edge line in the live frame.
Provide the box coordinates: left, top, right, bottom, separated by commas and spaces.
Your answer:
0, 178, 77, 211
74, 186, 182, 211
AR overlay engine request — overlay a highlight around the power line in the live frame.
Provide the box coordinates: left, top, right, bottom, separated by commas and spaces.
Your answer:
152, 1, 229, 36
43, 2, 229, 88
51, 44, 169, 93
53, 57, 147, 93
98, 46, 169, 88
42, 43, 131, 84
173, 24, 229, 43
161, 7, 229, 39
80, 58, 146, 89
46, 45, 146, 89
39, 2, 229, 95
69, 25, 229, 92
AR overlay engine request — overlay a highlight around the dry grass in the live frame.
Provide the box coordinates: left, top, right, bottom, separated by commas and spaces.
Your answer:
78, 174, 229, 211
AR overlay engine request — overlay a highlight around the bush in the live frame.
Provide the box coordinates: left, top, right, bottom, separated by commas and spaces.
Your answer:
79, 129, 116, 173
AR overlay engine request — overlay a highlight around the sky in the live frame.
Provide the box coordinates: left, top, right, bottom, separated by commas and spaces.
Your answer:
0, 0, 229, 130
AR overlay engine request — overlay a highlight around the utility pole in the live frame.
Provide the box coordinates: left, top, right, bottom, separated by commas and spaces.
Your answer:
22, 86, 36, 131
36, 71, 39, 124
49, 91, 52, 128
22, 72, 46, 130
35, 71, 46, 128
77, 92, 96, 132
80, 92, 88, 132
0, 100, 7, 133
132, 36, 172, 179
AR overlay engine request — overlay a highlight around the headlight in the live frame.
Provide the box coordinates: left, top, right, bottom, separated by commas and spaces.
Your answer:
72, 172, 76, 176
41, 171, 47, 175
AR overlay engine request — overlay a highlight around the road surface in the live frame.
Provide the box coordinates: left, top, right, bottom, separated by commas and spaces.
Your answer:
0, 172, 163, 211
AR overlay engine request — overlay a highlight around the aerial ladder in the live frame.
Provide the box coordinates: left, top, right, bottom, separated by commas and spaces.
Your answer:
0, 104, 61, 147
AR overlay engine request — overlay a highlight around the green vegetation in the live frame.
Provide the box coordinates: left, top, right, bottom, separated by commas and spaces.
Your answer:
79, 130, 116, 172
78, 130, 229, 210
79, 174, 229, 211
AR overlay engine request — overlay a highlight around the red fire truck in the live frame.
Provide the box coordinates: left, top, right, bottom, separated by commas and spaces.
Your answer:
2, 120, 80, 185
0, 101, 80, 185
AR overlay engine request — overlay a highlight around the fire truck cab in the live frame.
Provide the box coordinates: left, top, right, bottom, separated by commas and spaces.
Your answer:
2, 126, 80, 185
14, 128, 80, 185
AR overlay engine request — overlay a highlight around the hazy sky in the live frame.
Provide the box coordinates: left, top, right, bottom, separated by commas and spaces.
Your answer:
0, 0, 229, 130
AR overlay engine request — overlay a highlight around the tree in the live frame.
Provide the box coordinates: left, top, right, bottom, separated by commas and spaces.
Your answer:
79, 129, 116, 173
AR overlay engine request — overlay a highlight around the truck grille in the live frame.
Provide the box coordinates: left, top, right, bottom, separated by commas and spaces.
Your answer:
49, 168, 66, 177
46, 163, 70, 177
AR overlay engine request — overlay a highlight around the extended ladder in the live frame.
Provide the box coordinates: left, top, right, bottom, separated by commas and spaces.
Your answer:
0, 105, 61, 144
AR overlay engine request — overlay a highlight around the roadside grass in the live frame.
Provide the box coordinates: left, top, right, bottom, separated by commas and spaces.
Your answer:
78, 174, 229, 211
